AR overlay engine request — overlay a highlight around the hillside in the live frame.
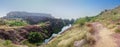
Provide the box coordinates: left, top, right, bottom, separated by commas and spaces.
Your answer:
0, 11, 74, 47
43, 6, 120, 47
3, 11, 73, 25
2, 11, 73, 33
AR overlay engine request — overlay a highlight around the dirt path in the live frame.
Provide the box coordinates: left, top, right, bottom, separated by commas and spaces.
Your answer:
91, 22, 117, 47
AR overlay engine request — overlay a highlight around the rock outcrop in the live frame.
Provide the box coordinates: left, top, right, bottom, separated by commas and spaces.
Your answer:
0, 24, 53, 44
3, 11, 54, 24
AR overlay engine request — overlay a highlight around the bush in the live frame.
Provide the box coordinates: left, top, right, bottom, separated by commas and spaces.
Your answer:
0, 20, 6, 25
3, 40, 16, 47
74, 18, 86, 26
74, 16, 92, 26
28, 32, 43, 43
9, 21, 27, 26
3, 40, 12, 45
74, 16, 98, 26
115, 27, 120, 33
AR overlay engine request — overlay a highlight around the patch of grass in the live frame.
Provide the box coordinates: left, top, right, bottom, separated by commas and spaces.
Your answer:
3, 40, 12, 46
74, 16, 97, 26
8, 21, 28, 26
0, 39, 19, 47
107, 24, 116, 29
21, 40, 36, 47
45, 25, 87, 47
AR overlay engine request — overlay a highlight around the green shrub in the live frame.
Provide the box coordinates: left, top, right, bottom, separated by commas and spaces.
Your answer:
44, 30, 48, 33
3, 40, 12, 45
3, 40, 15, 47
9, 21, 27, 26
74, 18, 86, 25
28, 32, 43, 44
74, 16, 92, 26
74, 16, 98, 26
39, 22, 46, 25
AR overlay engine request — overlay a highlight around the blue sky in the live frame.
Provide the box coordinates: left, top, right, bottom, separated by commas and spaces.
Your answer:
0, 0, 120, 19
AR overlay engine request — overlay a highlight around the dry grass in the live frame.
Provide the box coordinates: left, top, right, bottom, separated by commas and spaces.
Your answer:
107, 24, 116, 29
45, 25, 88, 47
0, 39, 28, 47
41, 6, 120, 47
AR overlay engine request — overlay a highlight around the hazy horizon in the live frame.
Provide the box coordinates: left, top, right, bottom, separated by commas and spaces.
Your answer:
0, 0, 120, 19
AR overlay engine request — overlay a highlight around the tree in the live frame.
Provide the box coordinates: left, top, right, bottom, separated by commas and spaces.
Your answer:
28, 32, 43, 43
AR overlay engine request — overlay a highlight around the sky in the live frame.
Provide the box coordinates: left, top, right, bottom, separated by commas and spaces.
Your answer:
0, 0, 120, 19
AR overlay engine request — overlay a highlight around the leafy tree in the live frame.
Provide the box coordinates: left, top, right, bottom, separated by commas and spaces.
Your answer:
28, 32, 43, 43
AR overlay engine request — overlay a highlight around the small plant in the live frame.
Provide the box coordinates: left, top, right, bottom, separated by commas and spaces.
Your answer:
44, 30, 48, 33
113, 12, 117, 15
28, 32, 43, 44
21, 40, 36, 47
115, 27, 120, 33
3, 40, 12, 45
0, 20, 6, 25
39, 22, 46, 26
116, 22, 120, 25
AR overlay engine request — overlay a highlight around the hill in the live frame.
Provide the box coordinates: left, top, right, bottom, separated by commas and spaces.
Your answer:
3, 11, 54, 24
43, 6, 120, 47
2, 11, 73, 33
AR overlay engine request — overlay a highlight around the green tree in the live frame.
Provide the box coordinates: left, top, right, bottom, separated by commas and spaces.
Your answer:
28, 32, 43, 43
